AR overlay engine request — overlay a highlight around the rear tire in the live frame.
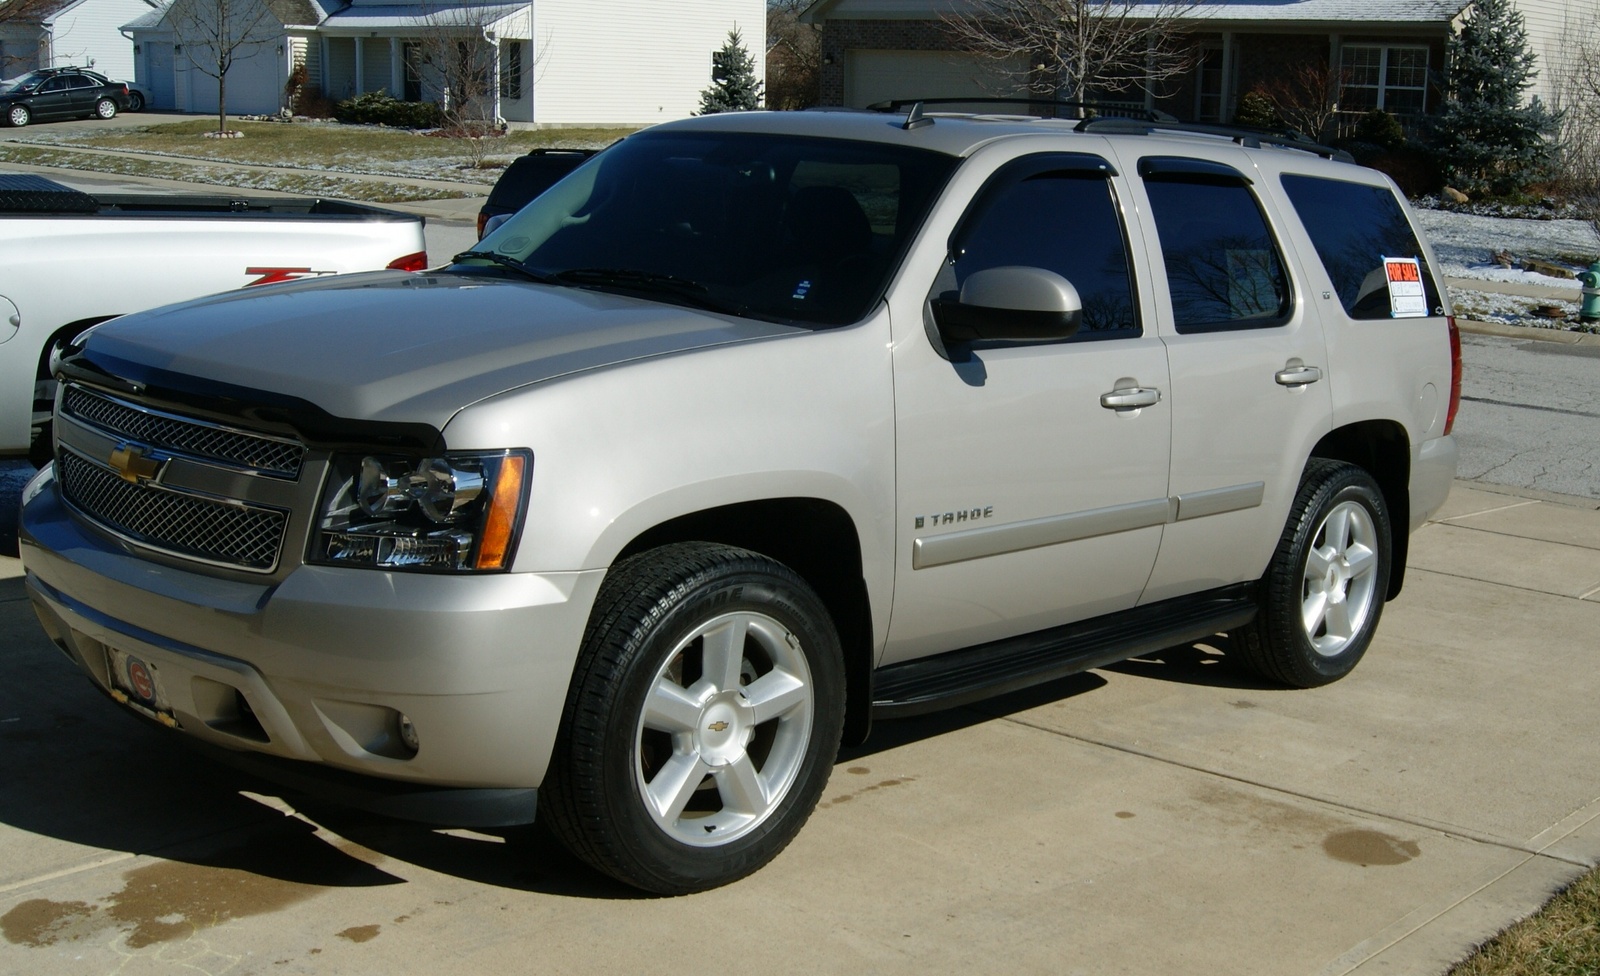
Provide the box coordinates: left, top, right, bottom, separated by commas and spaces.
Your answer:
94, 98, 117, 120
542, 542, 845, 894
1237, 459, 1392, 688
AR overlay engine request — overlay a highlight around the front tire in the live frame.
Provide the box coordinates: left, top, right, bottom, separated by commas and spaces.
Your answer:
127, 91, 145, 112
94, 98, 117, 120
542, 542, 845, 894
7, 104, 29, 127
1237, 459, 1392, 688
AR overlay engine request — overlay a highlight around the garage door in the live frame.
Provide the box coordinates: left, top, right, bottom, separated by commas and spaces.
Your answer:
187, 48, 282, 116
843, 50, 1025, 109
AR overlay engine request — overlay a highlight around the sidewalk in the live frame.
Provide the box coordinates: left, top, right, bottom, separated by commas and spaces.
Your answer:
2, 481, 1597, 974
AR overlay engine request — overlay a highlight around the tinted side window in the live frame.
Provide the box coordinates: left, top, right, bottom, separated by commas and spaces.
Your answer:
952, 157, 1138, 340
1144, 173, 1291, 334
1280, 173, 1443, 319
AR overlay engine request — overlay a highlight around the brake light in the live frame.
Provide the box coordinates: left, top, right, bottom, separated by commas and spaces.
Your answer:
476, 212, 489, 239
386, 251, 428, 272
1443, 316, 1462, 435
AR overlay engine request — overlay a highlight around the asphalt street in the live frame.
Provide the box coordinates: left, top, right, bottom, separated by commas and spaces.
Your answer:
1454, 333, 1600, 499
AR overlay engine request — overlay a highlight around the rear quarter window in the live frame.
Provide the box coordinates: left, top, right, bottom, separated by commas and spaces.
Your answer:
1280, 173, 1443, 319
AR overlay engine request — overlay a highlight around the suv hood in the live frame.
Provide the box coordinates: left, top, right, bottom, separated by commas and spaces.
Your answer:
81, 271, 805, 430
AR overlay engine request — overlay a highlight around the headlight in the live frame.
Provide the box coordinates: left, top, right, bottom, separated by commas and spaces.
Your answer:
310, 450, 530, 572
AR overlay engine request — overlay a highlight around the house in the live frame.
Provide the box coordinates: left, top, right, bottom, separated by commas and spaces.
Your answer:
799, 0, 1594, 134
1, 0, 159, 80
123, 0, 765, 125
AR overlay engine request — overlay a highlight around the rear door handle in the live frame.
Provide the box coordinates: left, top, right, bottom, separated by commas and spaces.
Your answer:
1275, 365, 1323, 387
1100, 387, 1162, 410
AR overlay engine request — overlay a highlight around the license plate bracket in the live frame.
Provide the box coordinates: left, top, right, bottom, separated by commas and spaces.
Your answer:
105, 646, 180, 728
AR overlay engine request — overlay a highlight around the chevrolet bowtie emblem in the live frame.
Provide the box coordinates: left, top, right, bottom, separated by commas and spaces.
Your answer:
706, 721, 730, 733
108, 443, 161, 484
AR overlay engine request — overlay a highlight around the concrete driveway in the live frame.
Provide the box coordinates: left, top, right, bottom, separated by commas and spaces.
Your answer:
1, 480, 1597, 974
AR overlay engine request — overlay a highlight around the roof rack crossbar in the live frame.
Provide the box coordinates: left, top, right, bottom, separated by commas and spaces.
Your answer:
1073, 117, 1354, 162
865, 97, 1177, 124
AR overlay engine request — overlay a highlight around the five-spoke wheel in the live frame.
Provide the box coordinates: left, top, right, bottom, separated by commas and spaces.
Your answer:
1238, 459, 1392, 687
543, 542, 845, 894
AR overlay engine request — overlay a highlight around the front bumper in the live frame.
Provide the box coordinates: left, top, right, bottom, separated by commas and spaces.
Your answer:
21, 464, 604, 802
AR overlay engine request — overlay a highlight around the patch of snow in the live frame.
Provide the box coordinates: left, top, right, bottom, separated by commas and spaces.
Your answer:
1414, 208, 1600, 291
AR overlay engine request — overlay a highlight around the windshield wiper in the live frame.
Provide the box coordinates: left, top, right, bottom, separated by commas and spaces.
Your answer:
450, 250, 556, 284
550, 268, 748, 316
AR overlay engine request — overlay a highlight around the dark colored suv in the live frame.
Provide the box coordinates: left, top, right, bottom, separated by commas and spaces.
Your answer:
477, 148, 596, 237
0, 67, 130, 127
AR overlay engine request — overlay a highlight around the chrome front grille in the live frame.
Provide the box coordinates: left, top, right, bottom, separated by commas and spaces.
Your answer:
57, 451, 288, 572
62, 385, 304, 478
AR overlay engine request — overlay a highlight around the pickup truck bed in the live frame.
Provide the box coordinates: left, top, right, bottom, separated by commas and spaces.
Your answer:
0, 174, 428, 460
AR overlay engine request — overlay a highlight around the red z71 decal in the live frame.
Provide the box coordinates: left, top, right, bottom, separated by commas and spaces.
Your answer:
244, 267, 336, 287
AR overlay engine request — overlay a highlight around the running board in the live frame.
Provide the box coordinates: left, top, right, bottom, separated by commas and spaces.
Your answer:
871, 583, 1259, 718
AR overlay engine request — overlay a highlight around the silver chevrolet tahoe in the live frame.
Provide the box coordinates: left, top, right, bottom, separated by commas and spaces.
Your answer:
19, 107, 1460, 894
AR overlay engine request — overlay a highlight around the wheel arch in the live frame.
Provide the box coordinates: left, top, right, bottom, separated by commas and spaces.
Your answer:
615, 497, 876, 747
1310, 419, 1410, 599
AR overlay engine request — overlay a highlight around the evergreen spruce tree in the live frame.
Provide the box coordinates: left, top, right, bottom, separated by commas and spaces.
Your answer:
699, 27, 763, 114
1431, 0, 1559, 197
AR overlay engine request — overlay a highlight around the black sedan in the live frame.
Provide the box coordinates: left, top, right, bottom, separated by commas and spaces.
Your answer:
0, 69, 131, 127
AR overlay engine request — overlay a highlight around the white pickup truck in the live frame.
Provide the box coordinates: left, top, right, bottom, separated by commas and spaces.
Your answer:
0, 173, 427, 462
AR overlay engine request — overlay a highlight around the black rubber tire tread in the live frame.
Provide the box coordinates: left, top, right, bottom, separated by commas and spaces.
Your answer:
541, 541, 845, 895
95, 98, 117, 120
1236, 458, 1392, 689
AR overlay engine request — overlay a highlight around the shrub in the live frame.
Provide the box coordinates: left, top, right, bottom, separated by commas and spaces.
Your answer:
1353, 110, 1406, 152
333, 90, 443, 129
1234, 90, 1281, 130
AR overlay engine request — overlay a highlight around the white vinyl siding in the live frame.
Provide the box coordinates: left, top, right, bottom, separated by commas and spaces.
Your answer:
530, 0, 764, 125
41, 0, 153, 78
1516, 0, 1586, 108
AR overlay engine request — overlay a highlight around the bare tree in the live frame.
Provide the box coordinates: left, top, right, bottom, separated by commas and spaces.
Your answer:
1252, 60, 1348, 141
1550, 8, 1600, 242
406, 3, 543, 165
167, 0, 277, 134
941, 0, 1207, 107
767, 0, 820, 109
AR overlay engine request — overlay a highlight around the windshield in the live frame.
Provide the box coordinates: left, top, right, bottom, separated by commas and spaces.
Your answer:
0, 73, 42, 92
459, 129, 958, 326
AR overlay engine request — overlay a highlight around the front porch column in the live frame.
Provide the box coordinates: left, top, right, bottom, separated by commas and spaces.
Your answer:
1220, 32, 1235, 123
354, 36, 365, 94
391, 37, 404, 97
490, 40, 502, 124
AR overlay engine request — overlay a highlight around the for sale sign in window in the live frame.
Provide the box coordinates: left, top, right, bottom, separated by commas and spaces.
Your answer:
1383, 256, 1428, 318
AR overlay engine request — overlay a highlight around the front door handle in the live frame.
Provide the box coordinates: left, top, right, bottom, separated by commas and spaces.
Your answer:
1275, 365, 1323, 387
1100, 387, 1162, 410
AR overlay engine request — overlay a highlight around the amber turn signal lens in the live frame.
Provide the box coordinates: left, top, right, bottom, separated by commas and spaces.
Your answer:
474, 454, 526, 570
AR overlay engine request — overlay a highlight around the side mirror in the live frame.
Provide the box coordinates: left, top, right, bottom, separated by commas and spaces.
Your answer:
930, 265, 1082, 343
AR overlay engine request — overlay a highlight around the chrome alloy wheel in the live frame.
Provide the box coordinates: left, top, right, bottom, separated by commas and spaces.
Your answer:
633, 610, 814, 847
1300, 499, 1380, 657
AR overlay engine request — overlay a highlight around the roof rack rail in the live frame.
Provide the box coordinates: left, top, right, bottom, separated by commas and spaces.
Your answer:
865, 97, 1178, 123
1074, 117, 1354, 162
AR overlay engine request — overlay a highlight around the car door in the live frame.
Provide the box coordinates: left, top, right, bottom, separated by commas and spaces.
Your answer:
1107, 147, 1334, 603
884, 150, 1172, 664
31, 76, 74, 120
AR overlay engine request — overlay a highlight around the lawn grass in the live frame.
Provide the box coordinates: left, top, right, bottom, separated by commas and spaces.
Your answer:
1449, 868, 1600, 975
0, 117, 635, 198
